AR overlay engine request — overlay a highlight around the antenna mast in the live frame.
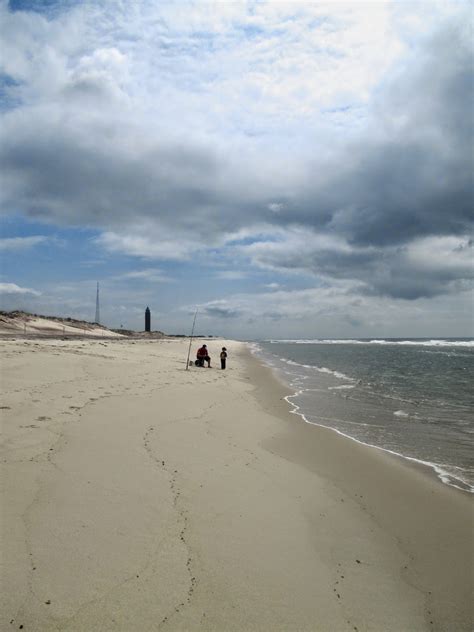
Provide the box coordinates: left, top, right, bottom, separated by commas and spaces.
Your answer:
95, 282, 100, 324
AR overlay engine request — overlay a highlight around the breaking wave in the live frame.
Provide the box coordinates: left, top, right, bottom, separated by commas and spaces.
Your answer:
266, 339, 474, 348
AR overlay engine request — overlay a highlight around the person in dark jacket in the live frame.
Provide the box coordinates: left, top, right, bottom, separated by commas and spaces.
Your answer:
220, 347, 227, 370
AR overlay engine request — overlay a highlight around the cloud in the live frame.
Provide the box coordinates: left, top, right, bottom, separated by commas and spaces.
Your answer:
194, 282, 473, 338
198, 285, 360, 323
214, 270, 247, 281
199, 301, 243, 320
264, 283, 281, 290
116, 268, 172, 283
95, 232, 195, 261
0, 235, 50, 250
0, 0, 472, 323
239, 229, 473, 299
0, 281, 41, 295
272, 20, 473, 248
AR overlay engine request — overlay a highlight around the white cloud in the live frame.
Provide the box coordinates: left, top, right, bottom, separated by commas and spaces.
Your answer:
0, 1, 406, 148
0, 282, 41, 296
268, 203, 283, 213
116, 268, 172, 283
405, 236, 473, 273
0, 236, 50, 251
195, 283, 474, 338
95, 232, 194, 261
239, 229, 474, 300
215, 270, 247, 281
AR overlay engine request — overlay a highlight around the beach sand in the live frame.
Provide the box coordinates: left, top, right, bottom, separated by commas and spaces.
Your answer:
1, 337, 472, 631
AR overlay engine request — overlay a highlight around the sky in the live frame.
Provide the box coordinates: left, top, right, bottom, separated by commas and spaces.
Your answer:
0, 0, 472, 339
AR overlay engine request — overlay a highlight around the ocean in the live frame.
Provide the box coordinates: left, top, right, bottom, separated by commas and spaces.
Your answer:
253, 339, 474, 493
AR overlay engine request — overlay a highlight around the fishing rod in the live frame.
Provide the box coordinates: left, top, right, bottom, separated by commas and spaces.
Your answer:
185, 308, 198, 370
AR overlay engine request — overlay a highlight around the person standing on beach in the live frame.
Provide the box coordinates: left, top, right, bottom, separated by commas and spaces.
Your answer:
220, 347, 227, 370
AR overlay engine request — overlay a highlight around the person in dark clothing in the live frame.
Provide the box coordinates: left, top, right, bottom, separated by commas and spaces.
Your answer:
196, 344, 211, 367
220, 347, 227, 370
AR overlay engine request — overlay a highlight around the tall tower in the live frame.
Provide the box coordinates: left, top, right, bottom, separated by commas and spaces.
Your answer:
145, 306, 151, 332
95, 282, 100, 324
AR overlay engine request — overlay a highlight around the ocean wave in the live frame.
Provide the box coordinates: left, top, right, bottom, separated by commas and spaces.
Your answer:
265, 338, 474, 348
255, 340, 473, 494
278, 357, 354, 381
284, 391, 474, 494
421, 349, 471, 357
393, 410, 409, 417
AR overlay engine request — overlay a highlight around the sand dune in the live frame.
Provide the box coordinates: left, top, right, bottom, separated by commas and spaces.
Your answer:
0, 311, 124, 337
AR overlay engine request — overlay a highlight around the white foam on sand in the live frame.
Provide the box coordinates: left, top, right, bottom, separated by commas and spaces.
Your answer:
283, 390, 474, 494
278, 357, 354, 381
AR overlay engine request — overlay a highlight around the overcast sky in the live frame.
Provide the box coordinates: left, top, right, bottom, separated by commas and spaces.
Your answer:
1, 0, 472, 338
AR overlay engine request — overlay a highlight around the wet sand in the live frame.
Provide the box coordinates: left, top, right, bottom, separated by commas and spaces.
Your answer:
1, 337, 472, 631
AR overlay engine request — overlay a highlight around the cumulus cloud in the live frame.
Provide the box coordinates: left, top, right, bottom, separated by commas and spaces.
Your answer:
0, 282, 41, 296
238, 230, 473, 299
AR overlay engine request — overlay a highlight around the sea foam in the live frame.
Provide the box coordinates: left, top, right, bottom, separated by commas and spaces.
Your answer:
266, 338, 474, 348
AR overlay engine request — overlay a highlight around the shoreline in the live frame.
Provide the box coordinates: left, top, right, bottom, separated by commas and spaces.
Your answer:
244, 342, 472, 500
249, 342, 474, 495
242, 344, 473, 629
1, 337, 472, 630
284, 391, 473, 495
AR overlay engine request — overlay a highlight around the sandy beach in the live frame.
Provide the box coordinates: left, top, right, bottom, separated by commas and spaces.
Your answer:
1, 337, 472, 631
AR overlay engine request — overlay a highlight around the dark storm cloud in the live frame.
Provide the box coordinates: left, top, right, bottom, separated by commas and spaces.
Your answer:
244, 233, 473, 300
0, 104, 275, 244
241, 21, 474, 300
0, 117, 223, 225
277, 23, 473, 248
